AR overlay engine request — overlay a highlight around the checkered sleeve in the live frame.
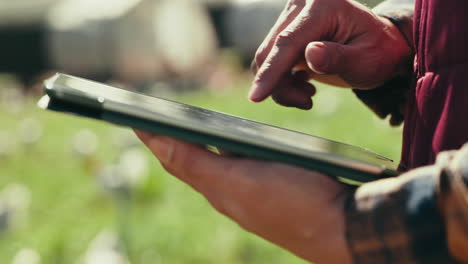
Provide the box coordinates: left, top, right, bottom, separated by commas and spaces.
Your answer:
437, 145, 468, 262
345, 143, 468, 263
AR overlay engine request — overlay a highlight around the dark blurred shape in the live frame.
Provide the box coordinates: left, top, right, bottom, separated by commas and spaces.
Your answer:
206, 0, 384, 68
206, 0, 285, 67
0, 0, 220, 91
0, 0, 56, 86
0, 25, 47, 85
0, 0, 384, 90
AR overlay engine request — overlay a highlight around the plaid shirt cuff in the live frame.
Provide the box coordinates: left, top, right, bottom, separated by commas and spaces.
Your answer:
345, 169, 455, 263
345, 143, 468, 263
437, 144, 468, 262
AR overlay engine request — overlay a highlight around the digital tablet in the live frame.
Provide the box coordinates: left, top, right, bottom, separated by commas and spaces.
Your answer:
38, 73, 399, 184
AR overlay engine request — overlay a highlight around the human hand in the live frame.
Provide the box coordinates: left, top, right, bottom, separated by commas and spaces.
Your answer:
250, 0, 412, 109
135, 130, 353, 264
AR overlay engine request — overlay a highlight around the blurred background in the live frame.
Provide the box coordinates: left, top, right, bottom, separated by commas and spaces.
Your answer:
0, 0, 400, 263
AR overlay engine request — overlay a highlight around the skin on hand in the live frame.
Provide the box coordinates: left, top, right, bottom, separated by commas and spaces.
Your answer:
135, 130, 353, 264
250, 0, 412, 109
133, 2, 413, 262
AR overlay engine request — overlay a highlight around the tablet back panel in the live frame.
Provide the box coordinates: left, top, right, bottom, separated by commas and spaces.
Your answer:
39, 73, 400, 184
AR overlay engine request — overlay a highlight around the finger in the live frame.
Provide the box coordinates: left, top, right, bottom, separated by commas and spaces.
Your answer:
389, 113, 404, 126
305, 41, 358, 75
139, 135, 271, 221
249, 9, 322, 102
253, 51, 313, 77
253, 0, 305, 74
140, 135, 246, 193
250, 60, 258, 75
271, 74, 316, 109
272, 90, 313, 109
293, 57, 351, 87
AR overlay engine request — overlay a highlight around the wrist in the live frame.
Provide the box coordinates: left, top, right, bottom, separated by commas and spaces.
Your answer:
326, 191, 354, 264
373, 1, 415, 78
378, 16, 413, 78
345, 169, 450, 263
309, 190, 353, 264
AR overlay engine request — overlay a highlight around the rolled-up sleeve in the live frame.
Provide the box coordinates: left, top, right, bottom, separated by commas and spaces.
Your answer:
345, 143, 468, 263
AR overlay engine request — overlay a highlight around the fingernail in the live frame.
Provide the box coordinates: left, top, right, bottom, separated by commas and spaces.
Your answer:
248, 83, 263, 102
150, 137, 173, 164
307, 42, 328, 74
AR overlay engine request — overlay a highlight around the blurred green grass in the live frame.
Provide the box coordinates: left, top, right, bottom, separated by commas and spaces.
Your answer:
0, 81, 401, 264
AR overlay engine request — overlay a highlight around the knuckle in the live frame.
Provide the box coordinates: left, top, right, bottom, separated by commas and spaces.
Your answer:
286, 0, 305, 10
334, 43, 345, 56
254, 47, 267, 67
275, 32, 295, 48
254, 61, 274, 83
163, 143, 208, 184
164, 143, 189, 174
250, 59, 257, 74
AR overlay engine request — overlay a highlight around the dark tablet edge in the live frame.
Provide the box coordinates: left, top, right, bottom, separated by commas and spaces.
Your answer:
41, 95, 398, 184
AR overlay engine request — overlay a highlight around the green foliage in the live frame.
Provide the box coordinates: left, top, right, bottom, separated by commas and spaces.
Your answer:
0, 82, 401, 263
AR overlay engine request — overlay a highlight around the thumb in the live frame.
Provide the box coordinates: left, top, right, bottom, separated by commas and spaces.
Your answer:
305, 41, 354, 75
